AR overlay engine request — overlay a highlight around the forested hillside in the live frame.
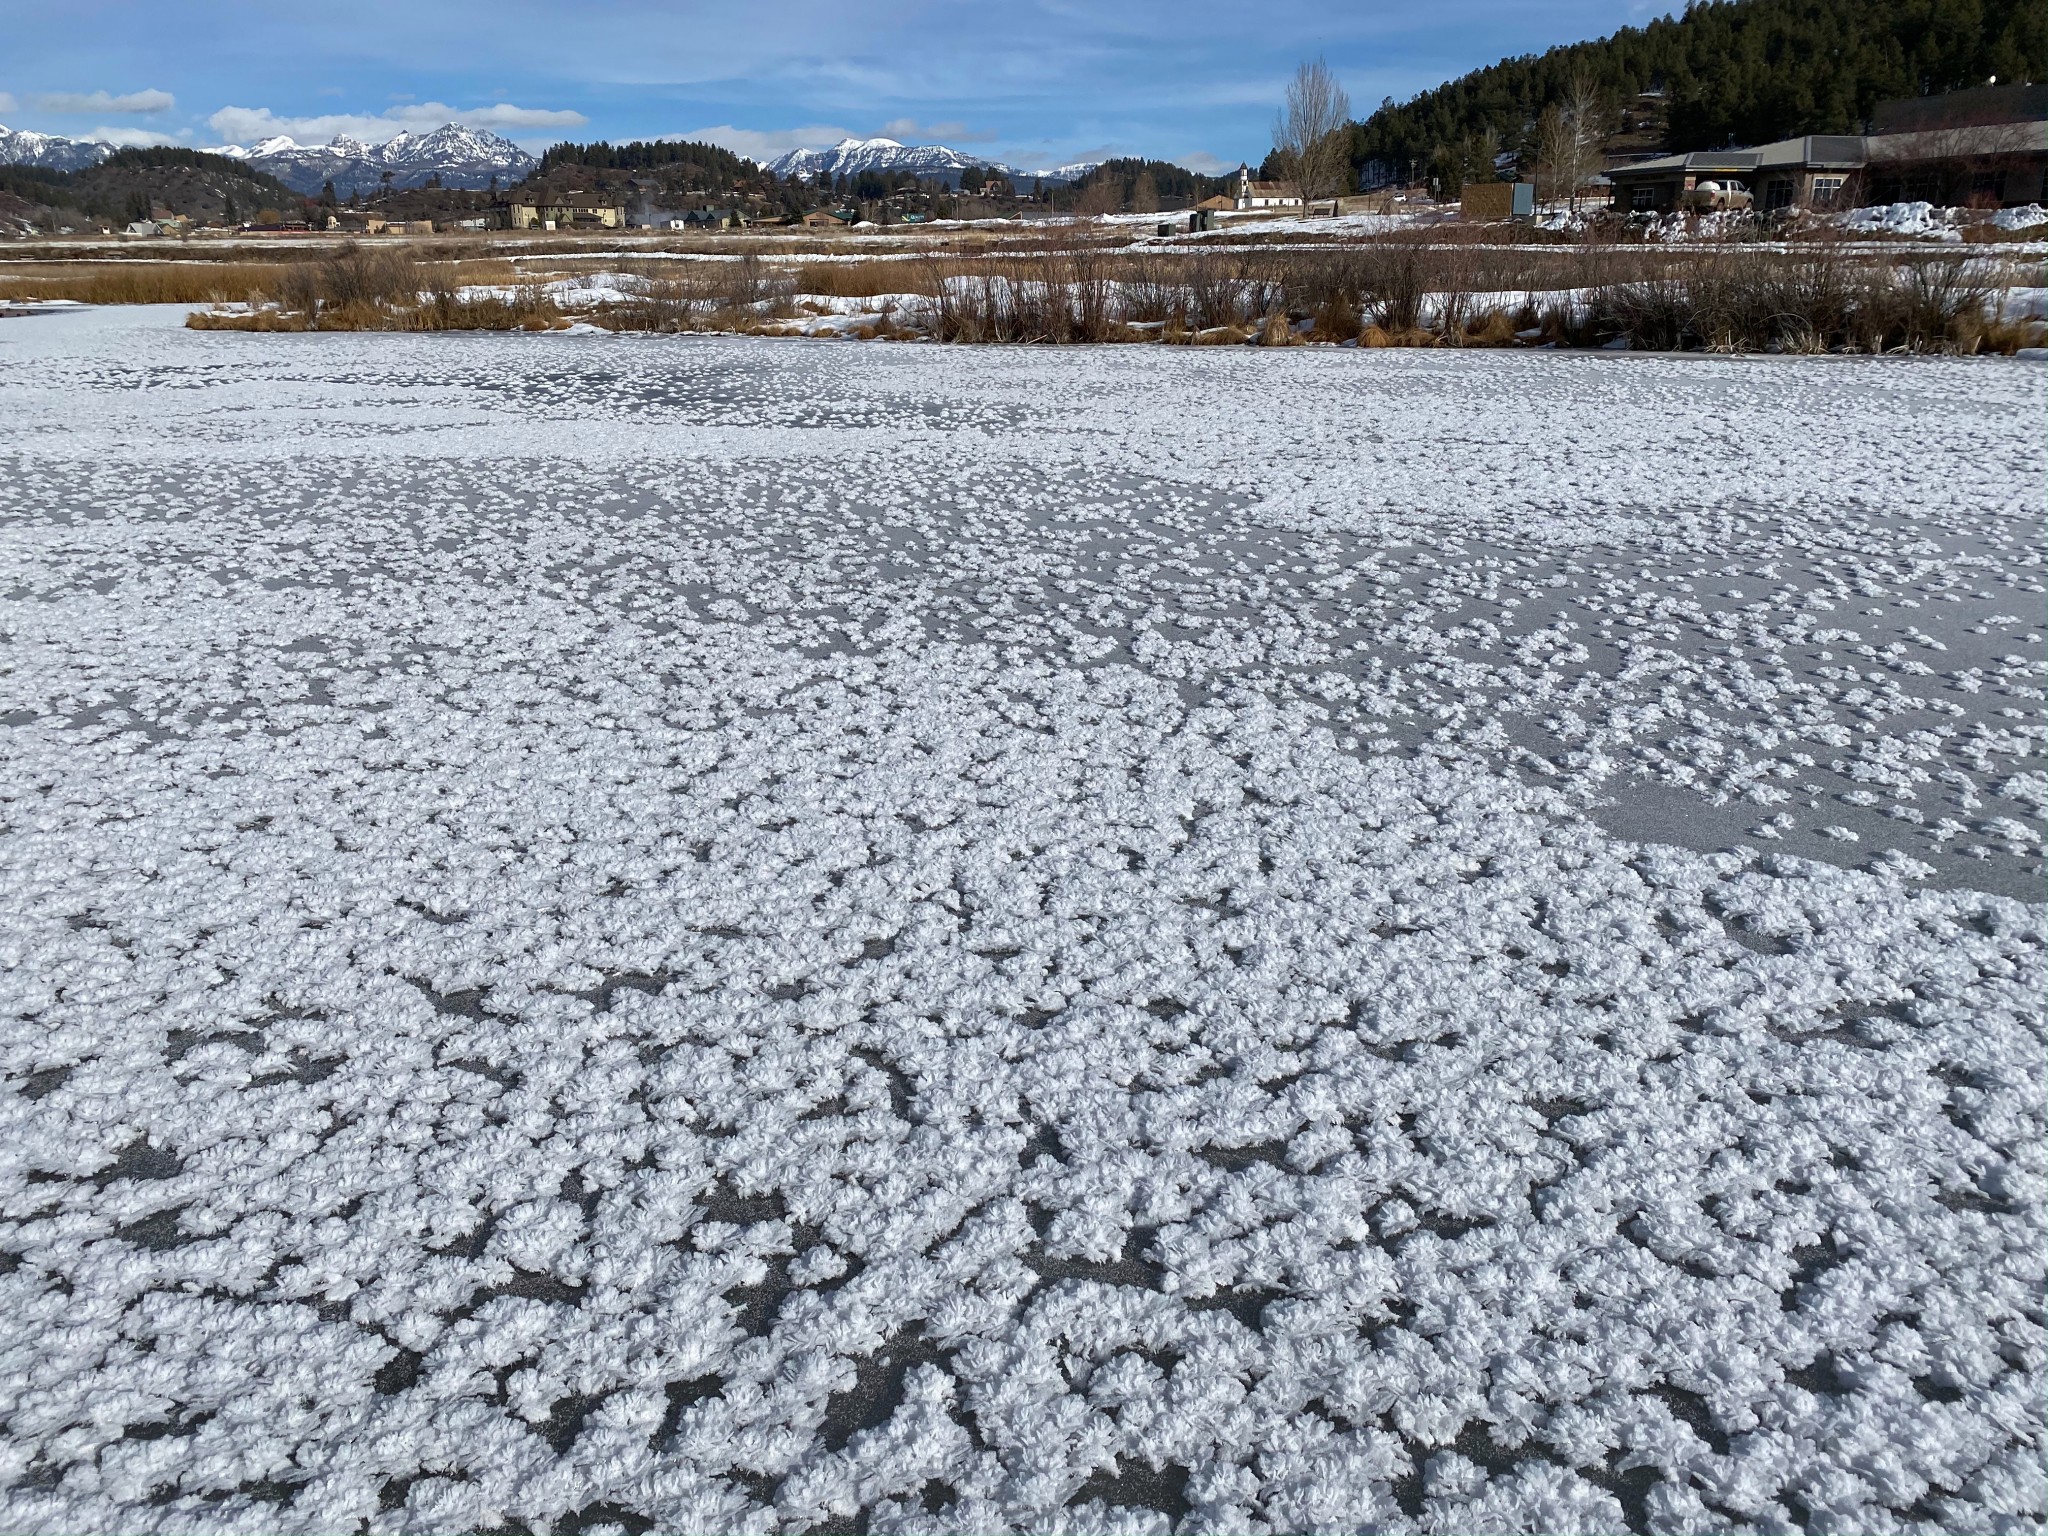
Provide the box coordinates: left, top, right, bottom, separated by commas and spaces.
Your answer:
1056, 158, 1232, 212
533, 139, 756, 187
0, 146, 297, 227
1354, 0, 2046, 182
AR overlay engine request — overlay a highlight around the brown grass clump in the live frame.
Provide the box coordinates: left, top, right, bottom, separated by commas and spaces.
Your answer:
187, 246, 567, 332
1310, 293, 1361, 341
1258, 312, 1301, 345
1, 261, 299, 304
793, 259, 937, 298
1462, 309, 1518, 346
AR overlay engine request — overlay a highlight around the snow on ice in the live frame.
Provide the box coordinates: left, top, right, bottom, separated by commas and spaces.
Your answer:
0, 306, 2042, 1535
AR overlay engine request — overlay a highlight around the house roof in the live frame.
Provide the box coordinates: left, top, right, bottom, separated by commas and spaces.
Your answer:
1606, 135, 1867, 180
1867, 121, 2048, 159
1871, 83, 2048, 135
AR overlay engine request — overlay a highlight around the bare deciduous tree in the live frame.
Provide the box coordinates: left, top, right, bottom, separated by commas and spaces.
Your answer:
1131, 172, 1161, 214
1076, 176, 1121, 218
1535, 106, 1571, 205
1543, 76, 1611, 212
1274, 58, 1353, 211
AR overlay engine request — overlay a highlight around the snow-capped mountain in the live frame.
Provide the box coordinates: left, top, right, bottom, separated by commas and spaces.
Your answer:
210, 124, 536, 194
0, 125, 114, 173
764, 137, 1098, 188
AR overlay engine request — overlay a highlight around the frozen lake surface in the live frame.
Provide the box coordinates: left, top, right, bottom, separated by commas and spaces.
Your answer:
1, 307, 2043, 1534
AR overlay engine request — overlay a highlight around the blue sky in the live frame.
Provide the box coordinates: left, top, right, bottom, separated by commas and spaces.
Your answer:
2, 0, 1673, 171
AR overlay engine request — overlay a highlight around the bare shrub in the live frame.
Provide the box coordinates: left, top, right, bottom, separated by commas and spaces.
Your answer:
705, 253, 796, 323
1590, 273, 1694, 350
606, 275, 703, 332
319, 245, 416, 310
1185, 250, 1272, 330
1355, 242, 1427, 332
275, 262, 322, 318
1120, 253, 1189, 326
1890, 256, 1994, 351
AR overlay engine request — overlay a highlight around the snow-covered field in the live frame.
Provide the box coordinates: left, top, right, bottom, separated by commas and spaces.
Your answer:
1, 306, 2043, 1536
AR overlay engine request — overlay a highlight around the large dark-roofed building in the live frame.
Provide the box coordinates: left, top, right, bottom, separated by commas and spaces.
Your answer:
1606, 137, 1865, 213
1607, 83, 2048, 214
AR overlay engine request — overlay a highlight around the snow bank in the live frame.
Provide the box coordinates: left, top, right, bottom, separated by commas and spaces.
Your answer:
1840, 201, 1963, 240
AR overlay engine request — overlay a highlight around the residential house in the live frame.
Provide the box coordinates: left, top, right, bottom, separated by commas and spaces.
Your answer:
801, 209, 857, 228
1233, 165, 1303, 211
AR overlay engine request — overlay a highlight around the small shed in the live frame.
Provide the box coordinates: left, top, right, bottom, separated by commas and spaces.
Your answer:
1459, 182, 1535, 221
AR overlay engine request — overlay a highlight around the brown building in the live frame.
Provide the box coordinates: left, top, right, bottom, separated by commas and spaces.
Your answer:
1606, 137, 1864, 213
1863, 84, 2048, 207
506, 193, 624, 230
1607, 84, 2048, 215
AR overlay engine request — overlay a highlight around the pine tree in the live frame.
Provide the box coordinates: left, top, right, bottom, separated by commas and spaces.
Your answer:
1354, 0, 2047, 177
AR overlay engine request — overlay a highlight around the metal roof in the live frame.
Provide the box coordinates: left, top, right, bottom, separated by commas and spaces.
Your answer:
1607, 135, 1869, 180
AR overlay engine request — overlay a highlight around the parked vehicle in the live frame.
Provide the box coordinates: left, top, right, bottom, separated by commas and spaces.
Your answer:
1681, 179, 1753, 211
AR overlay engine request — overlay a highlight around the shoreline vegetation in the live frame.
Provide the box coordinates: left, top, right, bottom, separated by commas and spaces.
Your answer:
3, 237, 2039, 353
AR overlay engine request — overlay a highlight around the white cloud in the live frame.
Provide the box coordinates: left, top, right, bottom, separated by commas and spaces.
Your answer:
205, 101, 586, 148
0, 92, 17, 115
86, 126, 190, 147
876, 118, 995, 144
35, 88, 175, 114
1174, 151, 1234, 176
667, 124, 855, 161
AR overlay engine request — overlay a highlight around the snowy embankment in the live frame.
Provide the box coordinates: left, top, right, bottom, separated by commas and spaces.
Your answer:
0, 307, 2042, 1536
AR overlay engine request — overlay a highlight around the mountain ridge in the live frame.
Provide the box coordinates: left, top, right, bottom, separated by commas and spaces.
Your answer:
764, 136, 1098, 187
0, 125, 113, 173
0, 122, 535, 195
209, 124, 536, 193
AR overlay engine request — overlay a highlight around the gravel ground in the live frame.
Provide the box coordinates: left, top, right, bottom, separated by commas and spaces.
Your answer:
1, 308, 2042, 1535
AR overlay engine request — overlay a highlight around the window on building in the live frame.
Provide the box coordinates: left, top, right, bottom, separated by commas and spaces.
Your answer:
1762, 178, 1794, 210
1630, 185, 1658, 210
1810, 176, 1845, 206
